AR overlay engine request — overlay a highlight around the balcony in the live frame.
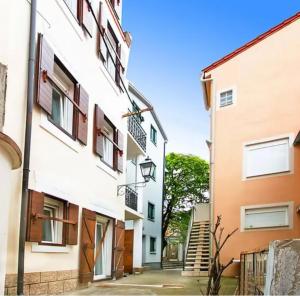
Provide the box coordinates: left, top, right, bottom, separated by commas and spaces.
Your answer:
128, 115, 147, 153
125, 186, 138, 211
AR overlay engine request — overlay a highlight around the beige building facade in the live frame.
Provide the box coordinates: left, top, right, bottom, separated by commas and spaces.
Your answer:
202, 12, 300, 276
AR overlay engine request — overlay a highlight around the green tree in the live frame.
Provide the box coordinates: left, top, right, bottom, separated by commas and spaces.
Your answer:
163, 153, 209, 249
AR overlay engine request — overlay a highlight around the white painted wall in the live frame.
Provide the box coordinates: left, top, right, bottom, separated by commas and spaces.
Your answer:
0, 0, 133, 277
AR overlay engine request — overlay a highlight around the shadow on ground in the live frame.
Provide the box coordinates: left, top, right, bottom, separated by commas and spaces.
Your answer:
67, 270, 237, 295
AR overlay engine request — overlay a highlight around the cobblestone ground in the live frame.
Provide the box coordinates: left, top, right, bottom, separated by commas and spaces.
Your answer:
66, 270, 238, 295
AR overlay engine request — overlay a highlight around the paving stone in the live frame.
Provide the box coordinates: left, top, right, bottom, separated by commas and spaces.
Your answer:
48, 281, 64, 294
5, 274, 17, 288
7, 285, 29, 295
57, 270, 72, 281
24, 272, 41, 285
29, 283, 48, 295
63, 279, 78, 292
71, 270, 79, 279
40, 271, 57, 283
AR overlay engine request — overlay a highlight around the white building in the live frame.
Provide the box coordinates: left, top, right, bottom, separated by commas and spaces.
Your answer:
126, 83, 168, 270
0, 0, 150, 294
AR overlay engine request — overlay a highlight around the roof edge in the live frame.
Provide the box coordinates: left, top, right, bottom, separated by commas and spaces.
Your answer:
128, 82, 168, 142
202, 12, 300, 73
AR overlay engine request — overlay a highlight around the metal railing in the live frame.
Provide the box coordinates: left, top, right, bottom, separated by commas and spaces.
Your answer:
183, 207, 194, 271
128, 115, 147, 152
125, 186, 138, 211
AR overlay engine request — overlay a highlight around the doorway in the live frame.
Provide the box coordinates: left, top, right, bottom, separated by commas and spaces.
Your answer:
124, 230, 134, 273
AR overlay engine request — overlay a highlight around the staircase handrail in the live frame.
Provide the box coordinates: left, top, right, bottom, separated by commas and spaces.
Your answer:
183, 206, 194, 271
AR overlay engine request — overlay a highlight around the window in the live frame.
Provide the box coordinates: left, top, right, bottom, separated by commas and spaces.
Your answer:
148, 202, 155, 221
244, 138, 290, 178
49, 61, 76, 136
64, 0, 78, 17
219, 89, 233, 107
243, 204, 291, 230
105, 24, 118, 82
102, 118, 116, 168
150, 125, 157, 145
42, 197, 64, 244
151, 164, 157, 181
150, 237, 156, 253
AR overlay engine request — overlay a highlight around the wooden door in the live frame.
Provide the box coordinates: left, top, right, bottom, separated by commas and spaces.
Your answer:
114, 220, 125, 279
79, 208, 96, 283
124, 230, 134, 274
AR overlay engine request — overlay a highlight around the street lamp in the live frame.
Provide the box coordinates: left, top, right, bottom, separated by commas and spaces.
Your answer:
117, 156, 155, 195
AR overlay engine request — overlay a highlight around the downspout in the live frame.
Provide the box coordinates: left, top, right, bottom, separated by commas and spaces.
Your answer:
160, 140, 167, 269
17, 0, 36, 295
200, 72, 214, 261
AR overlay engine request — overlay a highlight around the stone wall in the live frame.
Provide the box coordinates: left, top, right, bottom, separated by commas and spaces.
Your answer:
0, 63, 7, 131
5, 270, 79, 295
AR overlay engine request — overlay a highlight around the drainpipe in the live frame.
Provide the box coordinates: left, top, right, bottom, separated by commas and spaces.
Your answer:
17, 0, 36, 294
160, 140, 167, 269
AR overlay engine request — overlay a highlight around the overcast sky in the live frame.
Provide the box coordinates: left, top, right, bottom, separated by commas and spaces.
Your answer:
122, 1, 300, 160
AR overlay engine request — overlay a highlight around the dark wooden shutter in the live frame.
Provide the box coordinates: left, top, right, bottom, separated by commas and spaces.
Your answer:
116, 44, 121, 88
97, 1, 106, 62
36, 33, 54, 115
79, 0, 93, 37
66, 203, 79, 245
93, 104, 105, 157
76, 85, 89, 145
26, 190, 44, 242
114, 220, 125, 279
79, 208, 96, 283
116, 130, 124, 173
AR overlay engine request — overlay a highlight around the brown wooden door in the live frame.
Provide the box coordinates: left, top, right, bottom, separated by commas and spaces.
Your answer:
79, 208, 96, 283
124, 230, 134, 274
114, 220, 125, 279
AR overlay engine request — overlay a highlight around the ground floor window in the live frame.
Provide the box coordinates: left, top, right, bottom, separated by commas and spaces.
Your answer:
150, 237, 156, 254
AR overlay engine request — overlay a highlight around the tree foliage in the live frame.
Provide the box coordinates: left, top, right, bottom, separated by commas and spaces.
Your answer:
163, 153, 209, 247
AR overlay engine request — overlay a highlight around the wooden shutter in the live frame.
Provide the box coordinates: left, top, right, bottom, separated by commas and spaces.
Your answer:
79, 208, 96, 283
36, 33, 54, 115
76, 85, 89, 145
114, 220, 125, 279
116, 130, 124, 173
97, 1, 107, 62
93, 104, 105, 157
116, 44, 121, 88
66, 203, 79, 245
79, 0, 93, 37
26, 190, 44, 242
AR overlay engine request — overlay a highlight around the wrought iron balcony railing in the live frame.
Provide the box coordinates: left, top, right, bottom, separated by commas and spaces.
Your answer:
125, 186, 138, 211
128, 115, 147, 152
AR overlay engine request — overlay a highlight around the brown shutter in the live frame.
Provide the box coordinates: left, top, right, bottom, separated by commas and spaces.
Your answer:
114, 220, 125, 279
79, 208, 96, 283
93, 104, 105, 157
66, 203, 79, 245
79, 0, 93, 37
116, 130, 124, 173
116, 44, 121, 88
97, 1, 106, 62
76, 85, 89, 145
26, 190, 44, 242
36, 33, 54, 115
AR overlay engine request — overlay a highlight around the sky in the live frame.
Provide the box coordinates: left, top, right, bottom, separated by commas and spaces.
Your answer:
122, 1, 300, 160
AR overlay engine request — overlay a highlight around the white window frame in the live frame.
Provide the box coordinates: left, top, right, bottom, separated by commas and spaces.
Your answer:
242, 134, 294, 180
217, 86, 237, 109
42, 197, 64, 244
240, 202, 293, 232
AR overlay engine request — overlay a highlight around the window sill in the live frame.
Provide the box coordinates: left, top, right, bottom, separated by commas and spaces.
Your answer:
40, 113, 82, 153
244, 170, 292, 181
31, 243, 71, 253
150, 252, 157, 255
148, 218, 155, 222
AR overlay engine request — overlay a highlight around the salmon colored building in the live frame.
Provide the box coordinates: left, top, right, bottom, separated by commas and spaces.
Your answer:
201, 12, 300, 276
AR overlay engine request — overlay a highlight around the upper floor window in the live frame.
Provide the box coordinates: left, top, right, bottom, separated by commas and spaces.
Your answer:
50, 61, 76, 137
64, 0, 78, 17
102, 118, 116, 168
150, 125, 157, 145
150, 237, 156, 253
106, 24, 119, 82
244, 137, 291, 178
148, 202, 155, 221
219, 89, 233, 107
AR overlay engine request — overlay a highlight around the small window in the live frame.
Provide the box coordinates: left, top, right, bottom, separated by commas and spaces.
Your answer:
150, 125, 157, 145
244, 205, 290, 230
42, 197, 64, 244
244, 138, 290, 178
49, 60, 76, 136
102, 118, 116, 168
105, 23, 118, 82
63, 0, 78, 17
148, 202, 155, 221
219, 90, 233, 107
150, 237, 156, 253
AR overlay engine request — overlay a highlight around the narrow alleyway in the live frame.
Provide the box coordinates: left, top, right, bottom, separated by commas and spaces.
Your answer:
67, 270, 237, 295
